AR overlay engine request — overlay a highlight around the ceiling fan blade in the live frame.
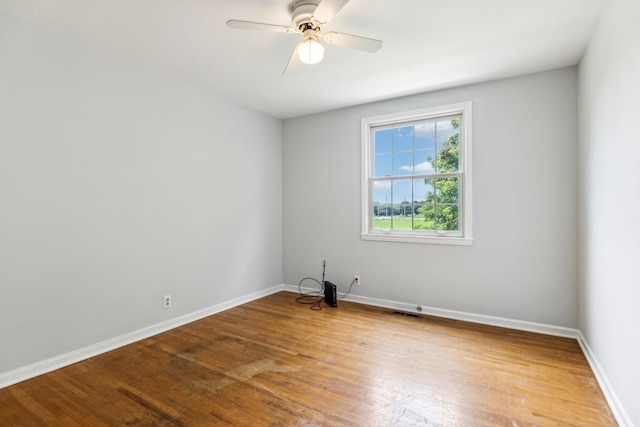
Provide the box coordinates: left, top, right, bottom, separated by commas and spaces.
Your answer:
312, 0, 351, 25
323, 32, 383, 53
226, 20, 296, 34
283, 45, 302, 75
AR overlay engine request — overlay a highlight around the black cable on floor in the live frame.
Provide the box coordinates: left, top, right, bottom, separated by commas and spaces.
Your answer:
295, 277, 325, 310
295, 260, 356, 309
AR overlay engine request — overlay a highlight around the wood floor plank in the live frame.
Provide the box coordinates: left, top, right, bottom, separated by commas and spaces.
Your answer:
0, 292, 617, 426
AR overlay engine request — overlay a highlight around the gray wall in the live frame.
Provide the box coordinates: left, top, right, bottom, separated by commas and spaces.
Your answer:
283, 68, 578, 328
0, 15, 283, 373
578, 0, 640, 423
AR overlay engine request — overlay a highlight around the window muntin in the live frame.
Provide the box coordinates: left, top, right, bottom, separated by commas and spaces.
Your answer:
361, 102, 472, 245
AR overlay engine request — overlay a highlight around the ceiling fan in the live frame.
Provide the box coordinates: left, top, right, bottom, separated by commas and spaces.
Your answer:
226, 0, 383, 75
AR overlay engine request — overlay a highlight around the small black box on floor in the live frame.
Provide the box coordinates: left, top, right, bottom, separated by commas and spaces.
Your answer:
324, 281, 337, 307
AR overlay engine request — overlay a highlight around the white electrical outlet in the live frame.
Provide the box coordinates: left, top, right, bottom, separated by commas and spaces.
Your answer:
354, 275, 360, 286
163, 295, 172, 309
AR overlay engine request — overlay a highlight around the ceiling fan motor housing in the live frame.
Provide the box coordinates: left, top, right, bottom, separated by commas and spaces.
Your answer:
291, 1, 320, 29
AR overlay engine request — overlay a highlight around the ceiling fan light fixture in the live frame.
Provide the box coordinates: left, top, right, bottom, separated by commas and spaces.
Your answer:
298, 36, 324, 64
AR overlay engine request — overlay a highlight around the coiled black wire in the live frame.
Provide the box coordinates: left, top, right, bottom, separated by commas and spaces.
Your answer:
295, 260, 357, 310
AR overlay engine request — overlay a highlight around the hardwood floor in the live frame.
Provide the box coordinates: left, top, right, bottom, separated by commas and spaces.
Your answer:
0, 292, 616, 426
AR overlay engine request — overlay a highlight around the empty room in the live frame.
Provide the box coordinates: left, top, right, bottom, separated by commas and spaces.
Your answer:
1, 0, 638, 425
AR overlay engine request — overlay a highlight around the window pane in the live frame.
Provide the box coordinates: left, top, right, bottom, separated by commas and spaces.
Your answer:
374, 128, 392, 154
418, 202, 436, 231
414, 149, 435, 175
372, 180, 392, 229
413, 179, 430, 230
413, 179, 429, 203
393, 126, 413, 152
435, 118, 459, 173
375, 154, 392, 177
414, 120, 435, 150
436, 146, 459, 173
392, 180, 411, 230
435, 177, 459, 203
394, 151, 414, 176
435, 204, 459, 231
436, 119, 457, 148
392, 180, 412, 205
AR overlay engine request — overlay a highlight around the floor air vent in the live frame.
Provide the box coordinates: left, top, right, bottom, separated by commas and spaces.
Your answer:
390, 310, 422, 319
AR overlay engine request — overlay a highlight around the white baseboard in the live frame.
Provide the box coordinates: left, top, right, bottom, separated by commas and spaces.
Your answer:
0, 285, 284, 389
283, 284, 578, 338
576, 331, 634, 427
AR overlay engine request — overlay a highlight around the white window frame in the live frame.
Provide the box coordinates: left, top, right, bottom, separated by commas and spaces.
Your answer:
361, 101, 473, 245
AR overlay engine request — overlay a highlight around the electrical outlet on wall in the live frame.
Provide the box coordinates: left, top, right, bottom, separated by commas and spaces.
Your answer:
354, 275, 360, 286
164, 295, 172, 309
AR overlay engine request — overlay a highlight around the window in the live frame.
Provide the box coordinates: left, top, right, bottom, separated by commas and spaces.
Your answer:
361, 102, 472, 245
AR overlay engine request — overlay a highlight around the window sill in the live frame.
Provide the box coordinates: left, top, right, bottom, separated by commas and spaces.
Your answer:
361, 232, 473, 246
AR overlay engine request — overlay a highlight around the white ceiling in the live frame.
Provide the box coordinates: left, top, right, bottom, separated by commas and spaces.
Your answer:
1, 0, 607, 119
